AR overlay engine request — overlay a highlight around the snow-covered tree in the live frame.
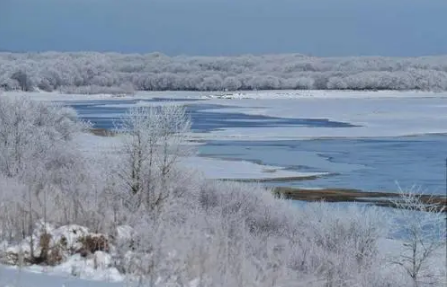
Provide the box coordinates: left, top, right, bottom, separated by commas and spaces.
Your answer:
389, 189, 447, 286
0, 97, 90, 261
1, 52, 447, 92
114, 104, 192, 213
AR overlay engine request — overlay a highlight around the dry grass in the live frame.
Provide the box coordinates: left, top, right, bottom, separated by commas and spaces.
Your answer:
77, 235, 110, 257
274, 186, 447, 212
89, 128, 116, 137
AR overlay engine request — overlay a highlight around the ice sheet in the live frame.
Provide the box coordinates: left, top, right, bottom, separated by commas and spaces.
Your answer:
180, 156, 325, 180
190, 94, 447, 140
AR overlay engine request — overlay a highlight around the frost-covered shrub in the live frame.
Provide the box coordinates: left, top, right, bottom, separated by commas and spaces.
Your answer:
293, 203, 387, 284
197, 180, 290, 236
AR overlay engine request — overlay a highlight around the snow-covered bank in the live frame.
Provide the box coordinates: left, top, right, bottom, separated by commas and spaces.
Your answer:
0, 90, 208, 102
202, 90, 447, 100
75, 133, 323, 182
180, 156, 325, 181
4, 89, 447, 101
0, 91, 127, 101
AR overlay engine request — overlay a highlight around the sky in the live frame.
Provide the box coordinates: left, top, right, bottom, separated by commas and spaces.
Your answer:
0, 0, 446, 57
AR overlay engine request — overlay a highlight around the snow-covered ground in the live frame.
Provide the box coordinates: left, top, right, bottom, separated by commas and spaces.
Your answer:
1, 238, 444, 287
202, 90, 447, 100
5, 89, 446, 101
1, 91, 208, 102
0, 265, 123, 287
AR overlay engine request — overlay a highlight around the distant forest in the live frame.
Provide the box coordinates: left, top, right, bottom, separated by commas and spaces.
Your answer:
1, 52, 447, 93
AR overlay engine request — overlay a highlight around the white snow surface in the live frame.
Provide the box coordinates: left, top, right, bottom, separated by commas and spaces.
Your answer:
192, 92, 447, 141
74, 133, 324, 181
0, 264, 123, 287
0, 222, 125, 286
0, 253, 124, 283
1, 237, 444, 287
202, 90, 447, 99
1, 91, 125, 102
180, 156, 325, 180
1, 91, 208, 102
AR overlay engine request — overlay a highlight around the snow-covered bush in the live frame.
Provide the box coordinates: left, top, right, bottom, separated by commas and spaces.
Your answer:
292, 203, 387, 285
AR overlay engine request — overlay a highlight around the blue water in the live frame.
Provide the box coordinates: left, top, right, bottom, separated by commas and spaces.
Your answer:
200, 137, 447, 194
64, 99, 447, 195
65, 99, 356, 132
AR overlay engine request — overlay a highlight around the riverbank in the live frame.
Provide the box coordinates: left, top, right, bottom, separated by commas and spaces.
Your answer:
273, 186, 447, 212
85, 129, 447, 212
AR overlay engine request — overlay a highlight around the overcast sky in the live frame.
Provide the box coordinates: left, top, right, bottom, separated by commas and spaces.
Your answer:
1, 0, 446, 56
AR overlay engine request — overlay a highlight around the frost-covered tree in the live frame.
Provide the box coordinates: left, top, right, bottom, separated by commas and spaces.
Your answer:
10, 70, 33, 91
0, 97, 83, 178
389, 189, 447, 287
114, 104, 192, 213
0, 97, 90, 261
2, 52, 447, 92
327, 76, 348, 89
223, 76, 242, 91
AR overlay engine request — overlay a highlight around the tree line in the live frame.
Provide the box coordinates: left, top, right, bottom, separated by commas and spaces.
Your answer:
1, 52, 447, 93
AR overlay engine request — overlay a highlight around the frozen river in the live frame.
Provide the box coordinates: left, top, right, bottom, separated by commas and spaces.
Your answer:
200, 136, 447, 194
62, 91, 447, 195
